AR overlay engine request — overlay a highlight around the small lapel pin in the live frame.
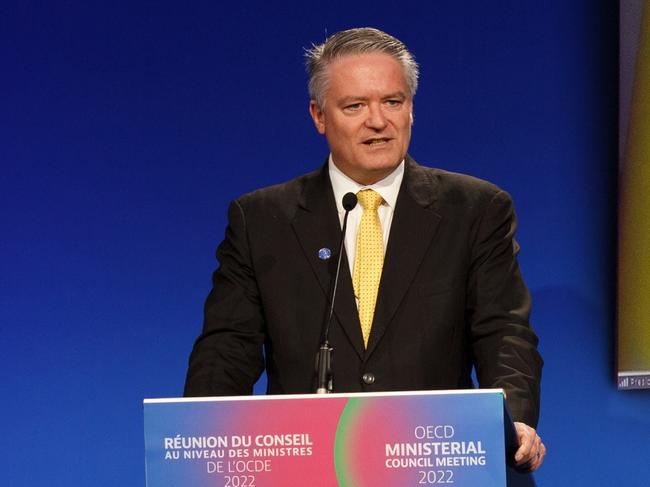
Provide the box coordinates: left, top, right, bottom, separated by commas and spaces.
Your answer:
318, 248, 332, 260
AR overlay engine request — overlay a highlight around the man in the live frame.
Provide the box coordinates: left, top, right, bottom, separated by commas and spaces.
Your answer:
185, 27, 545, 471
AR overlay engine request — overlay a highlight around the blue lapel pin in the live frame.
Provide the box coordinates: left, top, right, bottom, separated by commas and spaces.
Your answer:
318, 248, 332, 260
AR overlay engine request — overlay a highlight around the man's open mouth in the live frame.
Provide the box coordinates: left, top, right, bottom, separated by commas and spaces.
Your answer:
363, 138, 391, 145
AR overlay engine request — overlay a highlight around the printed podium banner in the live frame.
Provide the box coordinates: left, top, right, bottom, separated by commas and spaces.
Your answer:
144, 390, 506, 487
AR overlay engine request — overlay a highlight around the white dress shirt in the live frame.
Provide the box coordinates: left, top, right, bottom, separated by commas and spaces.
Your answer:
328, 155, 405, 277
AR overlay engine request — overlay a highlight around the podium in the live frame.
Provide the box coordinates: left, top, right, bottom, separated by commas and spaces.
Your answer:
144, 389, 535, 486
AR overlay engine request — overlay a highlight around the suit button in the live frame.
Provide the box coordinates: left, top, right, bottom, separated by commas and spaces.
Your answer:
362, 372, 375, 385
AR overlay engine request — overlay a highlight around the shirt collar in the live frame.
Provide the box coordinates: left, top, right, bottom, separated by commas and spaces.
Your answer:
328, 155, 405, 212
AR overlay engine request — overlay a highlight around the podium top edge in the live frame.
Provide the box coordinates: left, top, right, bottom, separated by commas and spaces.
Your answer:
143, 388, 505, 404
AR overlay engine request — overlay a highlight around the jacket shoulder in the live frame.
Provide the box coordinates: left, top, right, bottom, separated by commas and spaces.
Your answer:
234, 167, 322, 217
408, 160, 509, 209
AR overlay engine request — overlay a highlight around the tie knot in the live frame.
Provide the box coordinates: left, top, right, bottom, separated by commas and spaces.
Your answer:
357, 189, 383, 211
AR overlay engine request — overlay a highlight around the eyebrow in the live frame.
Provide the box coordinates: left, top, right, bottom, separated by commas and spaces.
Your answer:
383, 91, 407, 100
338, 92, 408, 105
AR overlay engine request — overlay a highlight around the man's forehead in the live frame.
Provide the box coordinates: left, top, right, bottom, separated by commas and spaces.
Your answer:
327, 54, 407, 81
325, 55, 410, 96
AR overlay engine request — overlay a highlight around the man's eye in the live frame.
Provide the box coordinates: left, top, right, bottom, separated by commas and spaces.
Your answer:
344, 103, 363, 111
385, 99, 403, 107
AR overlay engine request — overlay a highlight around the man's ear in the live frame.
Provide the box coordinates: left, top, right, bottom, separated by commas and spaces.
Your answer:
309, 100, 326, 134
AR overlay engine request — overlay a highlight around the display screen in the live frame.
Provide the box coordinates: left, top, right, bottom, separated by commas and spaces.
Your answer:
618, 0, 650, 389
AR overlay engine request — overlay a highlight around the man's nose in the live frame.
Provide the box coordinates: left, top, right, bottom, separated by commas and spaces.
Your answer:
365, 103, 388, 130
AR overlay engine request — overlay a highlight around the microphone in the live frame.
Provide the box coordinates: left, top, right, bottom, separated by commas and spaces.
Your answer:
316, 192, 357, 394
341, 192, 358, 212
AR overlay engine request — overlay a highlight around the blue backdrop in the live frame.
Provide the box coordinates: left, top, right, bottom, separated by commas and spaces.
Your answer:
2, 1, 645, 485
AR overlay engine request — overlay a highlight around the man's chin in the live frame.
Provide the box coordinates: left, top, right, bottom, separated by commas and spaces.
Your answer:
354, 161, 402, 184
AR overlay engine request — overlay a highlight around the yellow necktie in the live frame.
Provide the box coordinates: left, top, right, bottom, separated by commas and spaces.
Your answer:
353, 189, 384, 348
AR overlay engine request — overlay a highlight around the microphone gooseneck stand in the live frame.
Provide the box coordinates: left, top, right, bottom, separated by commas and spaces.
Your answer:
315, 192, 357, 394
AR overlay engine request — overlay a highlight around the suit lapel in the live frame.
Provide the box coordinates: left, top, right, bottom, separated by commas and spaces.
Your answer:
290, 164, 365, 359
366, 157, 442, 357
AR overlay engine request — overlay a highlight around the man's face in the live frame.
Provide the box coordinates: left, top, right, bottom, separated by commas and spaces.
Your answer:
309, 52, 413, 185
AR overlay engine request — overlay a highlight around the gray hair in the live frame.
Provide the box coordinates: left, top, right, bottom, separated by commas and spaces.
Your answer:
305, 27, 419, 108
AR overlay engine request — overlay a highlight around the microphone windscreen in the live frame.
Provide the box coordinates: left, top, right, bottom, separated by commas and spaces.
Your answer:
342, 192, 358, 211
